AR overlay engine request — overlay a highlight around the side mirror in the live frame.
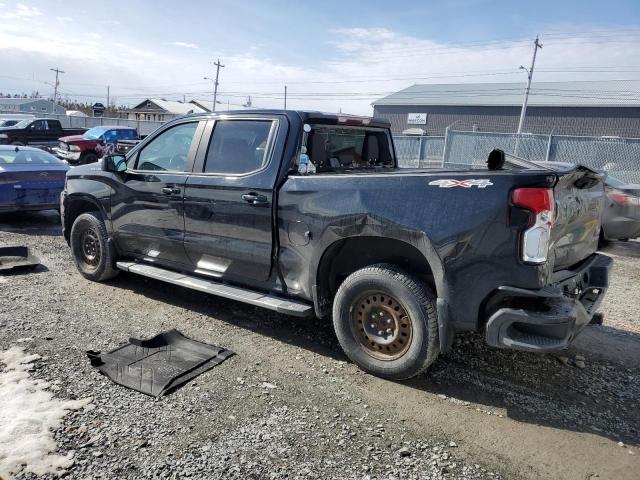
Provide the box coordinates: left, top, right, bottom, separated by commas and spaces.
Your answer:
103, 154, 127, 173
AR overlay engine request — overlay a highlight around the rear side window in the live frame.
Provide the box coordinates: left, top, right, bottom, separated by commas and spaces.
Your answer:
204, 120, 274, 175
136, 122, 198, 172
306, 125, 394, 172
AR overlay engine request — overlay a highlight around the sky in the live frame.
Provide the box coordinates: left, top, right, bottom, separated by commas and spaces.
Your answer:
0, 0, 639, 114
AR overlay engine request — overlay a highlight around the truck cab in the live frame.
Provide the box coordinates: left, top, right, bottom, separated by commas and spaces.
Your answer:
0, 118, 86, 148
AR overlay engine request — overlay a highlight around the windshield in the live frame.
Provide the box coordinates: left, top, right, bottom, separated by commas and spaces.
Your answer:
83, 127, 110, 140
0, 148, 67, 165
12, 119, 32, 128
306, 125, 394, 172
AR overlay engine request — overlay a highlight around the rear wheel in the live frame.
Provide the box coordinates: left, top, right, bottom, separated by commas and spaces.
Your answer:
332, 264, 439, 380
70, 212, 119, 281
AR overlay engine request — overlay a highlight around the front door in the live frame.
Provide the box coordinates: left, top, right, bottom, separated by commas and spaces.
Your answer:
111, 120, 204, 269
183, 117, 282, 283
25, 119, 49, 145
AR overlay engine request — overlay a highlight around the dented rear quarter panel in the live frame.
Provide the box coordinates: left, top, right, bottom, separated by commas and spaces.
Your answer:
278, 169, 558, 330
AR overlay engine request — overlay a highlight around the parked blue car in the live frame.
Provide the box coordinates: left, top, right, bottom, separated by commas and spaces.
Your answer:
0, 145, 69, 213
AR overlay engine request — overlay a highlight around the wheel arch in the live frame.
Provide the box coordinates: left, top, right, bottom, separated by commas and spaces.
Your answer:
312, 234, 446, 318
63, 194, 109, 242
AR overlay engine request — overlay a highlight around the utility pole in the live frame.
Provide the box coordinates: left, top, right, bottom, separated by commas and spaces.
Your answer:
516, 36, 542, 135
50, 67, 64, 112
284, 85, 287, 109
212, 58, 225, 112
106, 86, 110, 109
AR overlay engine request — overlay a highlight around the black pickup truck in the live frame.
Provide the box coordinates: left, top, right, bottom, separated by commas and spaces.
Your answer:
60, 110, 612, 380
0, 118, 86, 149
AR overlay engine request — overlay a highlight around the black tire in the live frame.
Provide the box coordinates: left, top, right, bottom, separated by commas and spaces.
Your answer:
81, 152, 98, 165
332, 264, 439, 380
70, 211, 119, 281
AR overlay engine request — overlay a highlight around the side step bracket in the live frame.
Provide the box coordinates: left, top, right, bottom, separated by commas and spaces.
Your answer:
116, 261, 313, 317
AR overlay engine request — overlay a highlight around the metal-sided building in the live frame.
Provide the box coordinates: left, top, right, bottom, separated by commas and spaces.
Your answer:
372, 80, 640, 137
0, 98, 65, 115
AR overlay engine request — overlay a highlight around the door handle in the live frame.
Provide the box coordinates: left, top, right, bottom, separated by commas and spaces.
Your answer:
161, 186, 181, 195
242, 192, 269, 206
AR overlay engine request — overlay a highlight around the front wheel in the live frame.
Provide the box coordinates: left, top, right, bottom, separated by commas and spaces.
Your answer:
70, 212, 119, 281
332, 264, 439, 380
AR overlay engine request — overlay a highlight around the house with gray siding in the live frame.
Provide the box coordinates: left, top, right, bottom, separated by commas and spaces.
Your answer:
0, 98, 65, 115
372, 80, 640, 137
123, 98, 208, 122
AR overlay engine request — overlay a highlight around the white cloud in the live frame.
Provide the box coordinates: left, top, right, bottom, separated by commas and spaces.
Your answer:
0, 2, 42, 19
168, 41, 198, 49
55, 16, 73, 22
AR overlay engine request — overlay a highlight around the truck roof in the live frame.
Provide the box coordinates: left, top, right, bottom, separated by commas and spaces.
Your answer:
180, 109, 391, 129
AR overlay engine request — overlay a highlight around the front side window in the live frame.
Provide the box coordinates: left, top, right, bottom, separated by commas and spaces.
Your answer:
306, 125, 394, 172
136, 122, 198, 172
204, 120, 273, 174
31, 120, 47, 131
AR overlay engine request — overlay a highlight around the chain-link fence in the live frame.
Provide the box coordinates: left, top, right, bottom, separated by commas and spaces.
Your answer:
46, 114, 164, 136
393, 135, 445, 168
395, 131, 640, 183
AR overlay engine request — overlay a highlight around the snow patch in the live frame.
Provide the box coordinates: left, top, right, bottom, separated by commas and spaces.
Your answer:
0, 347, 92, 478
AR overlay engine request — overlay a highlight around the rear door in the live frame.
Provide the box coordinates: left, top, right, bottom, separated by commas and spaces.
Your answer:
111, 120, 205, 268
183, 116, 284, 283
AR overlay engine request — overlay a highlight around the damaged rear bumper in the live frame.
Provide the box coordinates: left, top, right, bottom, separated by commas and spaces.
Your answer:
485, 254, 612, 352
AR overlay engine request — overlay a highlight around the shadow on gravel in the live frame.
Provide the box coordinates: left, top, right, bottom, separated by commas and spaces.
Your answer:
599, 239, 640, 258
405, 329, 640, 446
0, 210, 62, 237
108, 271, 640, 447
110, 272, 346, 362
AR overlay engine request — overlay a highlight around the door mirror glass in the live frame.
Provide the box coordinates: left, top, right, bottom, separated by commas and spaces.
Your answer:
104, 154, 127, 173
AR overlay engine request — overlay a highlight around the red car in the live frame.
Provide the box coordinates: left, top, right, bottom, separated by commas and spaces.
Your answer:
55, 126, 138, 164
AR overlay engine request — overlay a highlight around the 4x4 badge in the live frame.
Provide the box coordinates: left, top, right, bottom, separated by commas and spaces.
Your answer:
428, 179, 493, 188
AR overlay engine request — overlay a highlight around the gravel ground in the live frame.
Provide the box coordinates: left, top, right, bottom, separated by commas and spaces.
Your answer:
0, 211, 639, 480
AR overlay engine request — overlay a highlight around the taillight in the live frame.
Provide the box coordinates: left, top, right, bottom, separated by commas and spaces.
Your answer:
607, 188, 632, 206
511, 187, 555, 264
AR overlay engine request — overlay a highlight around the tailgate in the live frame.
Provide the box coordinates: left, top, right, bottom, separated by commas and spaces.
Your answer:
550, 166, 605, 270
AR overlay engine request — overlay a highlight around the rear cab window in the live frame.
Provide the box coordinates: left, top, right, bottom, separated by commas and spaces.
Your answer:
305, 125, 394, 173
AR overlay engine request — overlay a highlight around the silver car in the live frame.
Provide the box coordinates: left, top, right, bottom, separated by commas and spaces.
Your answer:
601, 175, 640, 243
